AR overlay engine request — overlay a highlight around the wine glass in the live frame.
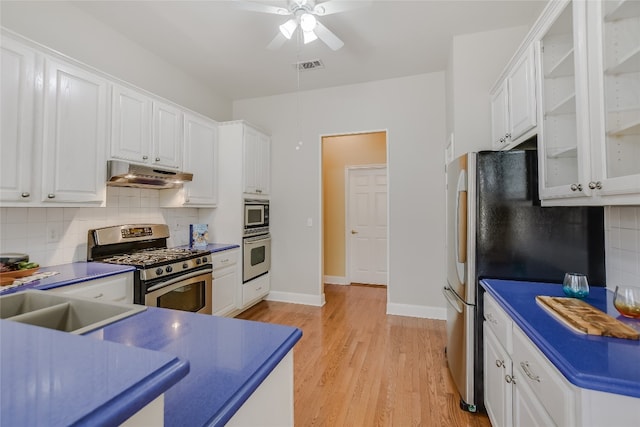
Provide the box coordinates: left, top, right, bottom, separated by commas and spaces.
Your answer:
562, 273, 589, 298
613, 286, 640, 318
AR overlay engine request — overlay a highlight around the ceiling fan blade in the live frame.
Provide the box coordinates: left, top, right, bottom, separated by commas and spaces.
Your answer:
314, 21, 344, 51
233, 0, 290, 16
267, 32, 288, 50
313, 0, 371, 16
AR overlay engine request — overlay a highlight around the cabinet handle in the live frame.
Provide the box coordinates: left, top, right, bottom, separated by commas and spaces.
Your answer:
142, 155, 149, 160
485, 313, 498, 325
588, 181, 603, 190
520, 361, 540, 382
495, 359, 504, 368
93, 293, 104, 299
256, 189, 262, 193
47, 193, 55, 199
505, 374, 516, 384
221, 259, 229, 263
21, 192, 30, 198
570, 183, 583, 192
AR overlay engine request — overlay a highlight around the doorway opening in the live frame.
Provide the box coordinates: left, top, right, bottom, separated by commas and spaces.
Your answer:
321, 131, 388, 289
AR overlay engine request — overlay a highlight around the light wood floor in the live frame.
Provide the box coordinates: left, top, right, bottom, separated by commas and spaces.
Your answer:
237, 284, 492, 426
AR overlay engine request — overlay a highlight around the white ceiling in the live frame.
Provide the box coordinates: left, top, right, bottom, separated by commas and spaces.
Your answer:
71, 0, 547, 101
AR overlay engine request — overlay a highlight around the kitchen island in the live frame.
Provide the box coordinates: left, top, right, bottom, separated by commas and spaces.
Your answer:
481, 279, 640, 426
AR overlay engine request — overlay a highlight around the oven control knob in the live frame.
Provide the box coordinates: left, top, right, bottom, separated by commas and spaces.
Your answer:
196, 259, 201, 265
202, 256, 208, 263
155, 268, 163, 275
183, 263, 188, 269
166, 266, 173, 273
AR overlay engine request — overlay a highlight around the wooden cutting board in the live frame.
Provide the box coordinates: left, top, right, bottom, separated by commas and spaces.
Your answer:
536, 296, 639, 340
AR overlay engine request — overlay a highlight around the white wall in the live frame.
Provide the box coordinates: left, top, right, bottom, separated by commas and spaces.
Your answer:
234, 73, 448, 317
605, 206, 640, 289
0, 188, 201, 267
0, 1, 231, 121
447, 25, 529, 157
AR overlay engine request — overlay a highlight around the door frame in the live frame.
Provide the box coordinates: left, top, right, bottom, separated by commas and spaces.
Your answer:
345, 164, 388, 285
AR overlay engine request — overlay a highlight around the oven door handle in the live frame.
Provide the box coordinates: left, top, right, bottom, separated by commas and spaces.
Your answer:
146, 268, 213, 292
244, 234, 271, 245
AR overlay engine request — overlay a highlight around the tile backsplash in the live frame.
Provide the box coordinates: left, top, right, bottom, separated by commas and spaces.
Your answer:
605, 206, 640, 289
0, 187, 204, 267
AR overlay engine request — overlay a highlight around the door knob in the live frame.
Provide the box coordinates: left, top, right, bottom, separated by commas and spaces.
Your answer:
351, 230, 358, 234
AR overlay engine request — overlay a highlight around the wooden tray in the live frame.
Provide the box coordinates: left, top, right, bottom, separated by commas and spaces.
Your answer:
536, 296, 639, 340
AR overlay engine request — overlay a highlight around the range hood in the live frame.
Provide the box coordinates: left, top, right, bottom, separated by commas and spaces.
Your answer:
106, 160, 193, 189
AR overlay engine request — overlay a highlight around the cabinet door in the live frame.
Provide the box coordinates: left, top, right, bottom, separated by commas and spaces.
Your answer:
537, 0, 594, 201
587, 0, 640, 200
0, 38, 36, 202
111, 85, 152, 164
153, 101, 182, 169
213, 265, 238, 316
484, 325, 513, 427
513, 378, 556, 427
42, 57, 108, 204
257, 131, 271, 195
183, 113, 218, 206
508, 45, 537, 141
243, 125, 259, 194
491, 82, 509, 149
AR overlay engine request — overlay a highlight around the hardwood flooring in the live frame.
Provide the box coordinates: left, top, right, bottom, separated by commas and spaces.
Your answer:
237, 284, 492, 426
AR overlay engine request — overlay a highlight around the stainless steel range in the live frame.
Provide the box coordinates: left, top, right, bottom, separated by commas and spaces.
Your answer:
88, 224, 212, 314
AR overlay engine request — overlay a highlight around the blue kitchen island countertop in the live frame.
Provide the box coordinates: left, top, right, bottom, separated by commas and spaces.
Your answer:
481, 279, 640, 398
179, 242, 240, 253
0, 319, 189, 426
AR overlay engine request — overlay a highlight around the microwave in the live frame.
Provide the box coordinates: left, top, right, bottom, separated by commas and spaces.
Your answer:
244, 199, 269, 233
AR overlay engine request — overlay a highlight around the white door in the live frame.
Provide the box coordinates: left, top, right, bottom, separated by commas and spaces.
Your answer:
347, 167, 387, 285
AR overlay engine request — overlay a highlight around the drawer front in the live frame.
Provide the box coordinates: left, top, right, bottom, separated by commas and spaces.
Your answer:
242, 274, 269, 306
512, 326, 575, 427
49, 273, 133, 304
212, 249, 238, 270
484, 293, 513, 352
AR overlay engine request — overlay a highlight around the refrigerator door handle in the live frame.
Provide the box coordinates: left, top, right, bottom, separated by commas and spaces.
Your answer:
456, 190, 467, 264
443, 286, 464, 314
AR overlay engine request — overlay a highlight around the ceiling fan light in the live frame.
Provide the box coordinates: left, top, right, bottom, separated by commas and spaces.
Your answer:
279, 19, 298, 39
303, 30, 318, 44
300, 13, 317, 32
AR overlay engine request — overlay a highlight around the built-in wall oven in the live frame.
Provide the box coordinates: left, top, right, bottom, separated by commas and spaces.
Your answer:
88, 224, 213, 314
243, 199, 271, 283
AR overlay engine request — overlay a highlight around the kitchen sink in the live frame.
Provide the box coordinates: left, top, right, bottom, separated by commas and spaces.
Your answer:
0, 290, 146, 334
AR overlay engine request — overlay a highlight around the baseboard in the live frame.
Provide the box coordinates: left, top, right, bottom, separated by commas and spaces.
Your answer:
386, 302, 447, 320
266, 291, 326, 307
323, 275, 348, 285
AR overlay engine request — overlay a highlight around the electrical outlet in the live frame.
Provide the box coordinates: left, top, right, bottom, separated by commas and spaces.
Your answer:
307, 218, 313, 227
47, 223, 61, 243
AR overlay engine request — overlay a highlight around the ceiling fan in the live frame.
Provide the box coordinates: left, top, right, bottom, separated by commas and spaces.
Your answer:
235, 0, 369, 51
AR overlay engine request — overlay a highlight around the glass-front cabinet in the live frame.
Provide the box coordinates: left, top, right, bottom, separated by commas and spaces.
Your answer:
537, 0, 640, 204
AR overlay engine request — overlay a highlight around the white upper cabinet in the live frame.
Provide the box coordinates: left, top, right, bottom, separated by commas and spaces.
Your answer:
182, 113, 218, 206
111, 85, 152, 164
491, 44, 538, 150
243, 124, 270, 195
536, 0, 640, 205
0, 37, 36, 203
41, 57, 108, 204
152, 101, 183, 169
111, 85, 183, 170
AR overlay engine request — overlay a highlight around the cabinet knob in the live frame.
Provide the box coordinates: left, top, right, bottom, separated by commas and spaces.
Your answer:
495, 359, 504, 368
21, 192, 30, 198
570, 183, 583, 192
505, 133, 511, 139
47, 193, 55, 199
142, 155, 149, 160
588, 181, 602, 190
499, 138, 505, 143
155, 157, 161, 162
505, 374, 516, 384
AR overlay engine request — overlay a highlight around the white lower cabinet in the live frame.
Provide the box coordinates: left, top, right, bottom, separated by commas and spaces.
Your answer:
242, 273, 270, 308
211, 249, 239, 317
48, 272, 133, 304
484, 292, 638, 427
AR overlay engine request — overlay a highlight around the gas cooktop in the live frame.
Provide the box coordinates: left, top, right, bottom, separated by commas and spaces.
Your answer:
99, 247, 210, 268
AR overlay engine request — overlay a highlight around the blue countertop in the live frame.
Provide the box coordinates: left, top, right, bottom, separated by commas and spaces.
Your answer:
179, 243, 240, 253
0, 262, 135, 295
85, 307, 302, 426
481, 279, 640, 398
0, 319, 189, 426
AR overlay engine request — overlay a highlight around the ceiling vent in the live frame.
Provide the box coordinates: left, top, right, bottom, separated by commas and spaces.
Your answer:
294, 59, 325, 71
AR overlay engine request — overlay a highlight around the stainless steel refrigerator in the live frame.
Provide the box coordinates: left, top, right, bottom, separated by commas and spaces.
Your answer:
443, 150, 605, 413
